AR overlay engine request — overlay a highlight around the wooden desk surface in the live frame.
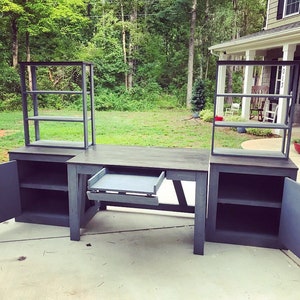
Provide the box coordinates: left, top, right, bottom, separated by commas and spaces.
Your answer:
67, 144, 210, 172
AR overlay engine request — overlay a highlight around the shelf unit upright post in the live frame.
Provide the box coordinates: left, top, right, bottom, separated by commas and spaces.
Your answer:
206, 60, 300, 249
19, 61, 95, 149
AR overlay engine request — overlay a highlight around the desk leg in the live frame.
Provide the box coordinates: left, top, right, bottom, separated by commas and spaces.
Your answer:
68, 164, 81, 241
193, 172, 207, 255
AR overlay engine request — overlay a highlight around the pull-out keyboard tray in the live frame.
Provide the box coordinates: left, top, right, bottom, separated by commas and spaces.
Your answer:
87, 168, 165, 206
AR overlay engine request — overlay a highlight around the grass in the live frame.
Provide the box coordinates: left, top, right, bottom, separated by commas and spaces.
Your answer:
0, 109, 254, 162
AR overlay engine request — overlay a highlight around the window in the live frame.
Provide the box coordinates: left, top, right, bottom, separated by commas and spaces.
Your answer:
284, 0, 300, 16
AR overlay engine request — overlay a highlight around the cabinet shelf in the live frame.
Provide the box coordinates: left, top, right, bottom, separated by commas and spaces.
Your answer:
30, 140, 92, 148
212, 148, 286, 158
215, 121, 288, 130
216, 204, 280, 236
20, 173, 68, 191
26, 90, 89, 95
218, 198, 281, 208
218, 172, 284, 206
27, 116, 91, 122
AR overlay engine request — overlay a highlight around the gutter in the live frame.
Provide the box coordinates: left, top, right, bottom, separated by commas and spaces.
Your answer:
209, 25, 300, 54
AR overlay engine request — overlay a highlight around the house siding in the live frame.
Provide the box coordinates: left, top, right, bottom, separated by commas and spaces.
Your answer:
267, 0, 300, 29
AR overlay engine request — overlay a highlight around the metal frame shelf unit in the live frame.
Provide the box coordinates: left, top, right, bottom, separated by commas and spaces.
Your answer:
19, 61, 95, 149
211, 60, 300, 159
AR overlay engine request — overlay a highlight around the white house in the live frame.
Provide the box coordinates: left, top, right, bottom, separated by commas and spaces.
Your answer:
209, 0, 300, 124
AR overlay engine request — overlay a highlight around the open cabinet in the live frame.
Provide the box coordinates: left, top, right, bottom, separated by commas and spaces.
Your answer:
0, 147, 98, 227
206, 155, 300, 258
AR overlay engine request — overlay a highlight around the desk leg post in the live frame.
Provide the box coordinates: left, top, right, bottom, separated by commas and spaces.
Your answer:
193, 172, 207, 255
68, 164, 81, 241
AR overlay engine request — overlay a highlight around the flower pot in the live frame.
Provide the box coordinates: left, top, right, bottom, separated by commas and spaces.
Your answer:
237, 127, 246, 133
215, 116, 223, 121
192, 111, 200, 118
294, 142, 300, 154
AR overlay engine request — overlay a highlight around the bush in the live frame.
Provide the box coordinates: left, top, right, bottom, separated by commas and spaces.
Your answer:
200, 109, 214, 122
0, 93, 21, 111
246, 128, 273, 137
191, 79, 206, 113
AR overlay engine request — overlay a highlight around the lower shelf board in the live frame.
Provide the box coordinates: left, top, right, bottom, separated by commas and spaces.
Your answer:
15, 211, 69, 227
206, 229, 283, 249
15, 202, 99, 227
216, 204, 280, 236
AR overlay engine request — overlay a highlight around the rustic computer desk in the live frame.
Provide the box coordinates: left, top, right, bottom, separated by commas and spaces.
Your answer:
67, 145, 209, 255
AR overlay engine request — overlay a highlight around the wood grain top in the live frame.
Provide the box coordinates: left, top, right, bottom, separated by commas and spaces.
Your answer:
68, 144, 210, 172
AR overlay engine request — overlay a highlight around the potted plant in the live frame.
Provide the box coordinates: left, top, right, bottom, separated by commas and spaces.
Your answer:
293, 138, 300, 154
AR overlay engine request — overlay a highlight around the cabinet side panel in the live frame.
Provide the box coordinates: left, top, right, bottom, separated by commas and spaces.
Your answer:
0, 161, 21, 222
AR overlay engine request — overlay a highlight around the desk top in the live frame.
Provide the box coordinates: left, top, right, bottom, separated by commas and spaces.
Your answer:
67, 144, 210, 172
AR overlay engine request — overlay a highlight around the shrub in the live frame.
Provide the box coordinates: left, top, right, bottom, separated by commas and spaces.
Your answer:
190, 79, 206, 113
200, 109, 214, 122
246, 128, 273, 137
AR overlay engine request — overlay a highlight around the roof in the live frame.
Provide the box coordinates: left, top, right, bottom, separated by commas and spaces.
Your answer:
209, 21, 300, 55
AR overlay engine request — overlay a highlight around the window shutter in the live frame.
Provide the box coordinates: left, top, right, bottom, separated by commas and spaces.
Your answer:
277, 0, 284, 19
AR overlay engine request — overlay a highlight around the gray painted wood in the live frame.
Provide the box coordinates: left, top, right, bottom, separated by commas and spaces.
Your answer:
279, 178, 300, 258
206, 156, 298, 249
0, 161, 21, 222
8, 147, 98, 227
67, 145, 209, 255
87, 192, 159, 206
68, 144, 209, 172
88, 168, 165, 195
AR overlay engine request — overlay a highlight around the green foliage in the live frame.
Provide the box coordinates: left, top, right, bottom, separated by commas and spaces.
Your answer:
92, 86, 179, 112
0, 62, 21, 111
200, 109, 214, 122
293, 138, 300, 144
246, 128, 273, 137
0, 0, 267, 111
225, 115, 246, 122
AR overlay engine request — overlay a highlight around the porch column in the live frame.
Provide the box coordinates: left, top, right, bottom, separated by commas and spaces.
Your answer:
216, 53, 228, 116
242, 50, 256, 120
278, 44, 296, 126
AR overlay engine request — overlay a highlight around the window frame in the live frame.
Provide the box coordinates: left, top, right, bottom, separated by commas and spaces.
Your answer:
283, 0, 300, 17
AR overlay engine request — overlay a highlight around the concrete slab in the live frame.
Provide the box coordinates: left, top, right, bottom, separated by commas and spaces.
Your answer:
1, 209, 300, 300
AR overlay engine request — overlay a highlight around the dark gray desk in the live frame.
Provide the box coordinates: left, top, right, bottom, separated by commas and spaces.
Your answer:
67, 145, 209, 255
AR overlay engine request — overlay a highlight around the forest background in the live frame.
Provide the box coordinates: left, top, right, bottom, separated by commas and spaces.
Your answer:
0, 0, 266, 112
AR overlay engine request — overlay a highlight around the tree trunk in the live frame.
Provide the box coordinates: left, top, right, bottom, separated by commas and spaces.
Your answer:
25, 31, 33, 91
128, 6, 137, 90
186, 0, 197, 108
120, 2, 128, 90
11, 17, 18, 68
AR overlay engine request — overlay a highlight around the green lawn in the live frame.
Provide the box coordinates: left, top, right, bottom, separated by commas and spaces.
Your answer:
0, 109, 252, 162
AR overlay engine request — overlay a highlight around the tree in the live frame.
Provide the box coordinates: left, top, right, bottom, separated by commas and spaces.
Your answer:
0, 0, 268, 110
